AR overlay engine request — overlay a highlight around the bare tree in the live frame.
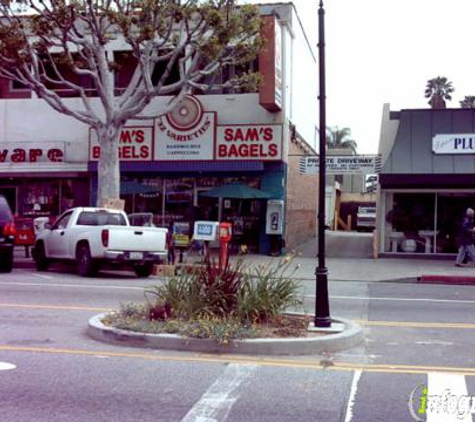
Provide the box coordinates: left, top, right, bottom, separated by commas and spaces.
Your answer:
0, 0, 261, 205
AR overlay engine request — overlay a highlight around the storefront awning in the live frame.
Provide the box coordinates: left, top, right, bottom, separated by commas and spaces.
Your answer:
199, 183, 273, 199
120, 181, 158, 195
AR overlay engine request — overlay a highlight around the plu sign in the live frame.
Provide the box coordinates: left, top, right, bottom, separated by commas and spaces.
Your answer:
432, 134, 475, 154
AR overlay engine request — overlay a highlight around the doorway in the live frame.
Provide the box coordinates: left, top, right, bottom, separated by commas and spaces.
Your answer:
0, 187, 16, 214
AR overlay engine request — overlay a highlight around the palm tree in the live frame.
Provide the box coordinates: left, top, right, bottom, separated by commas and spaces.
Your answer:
326, 126, 357, 152
424, 76, 454, 109
460, 96, 475, 109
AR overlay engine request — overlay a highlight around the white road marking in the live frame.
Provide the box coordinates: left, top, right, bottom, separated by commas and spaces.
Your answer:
2, 280, 475, 304
32, 273, 54, 280
416, 341, 453, 346
427, 372, 472, 422
180, 363, 257, 422
305, 294, 475, 305
0, 281, 144, 291
343, 370, 362, 422
0, 362, 16, 371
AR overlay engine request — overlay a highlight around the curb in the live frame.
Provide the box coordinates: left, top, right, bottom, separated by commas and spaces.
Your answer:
87, 313, 364, 355
418, 275, 475, 286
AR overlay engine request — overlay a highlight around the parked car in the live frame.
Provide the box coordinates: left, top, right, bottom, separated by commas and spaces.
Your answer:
0, 195, 15, 273
33, 207, 168, 277
356, 206, 376, 232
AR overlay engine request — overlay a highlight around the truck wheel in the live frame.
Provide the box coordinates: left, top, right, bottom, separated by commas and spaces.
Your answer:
76, 245, 95, 277
34, 243, 50, 271
134, 263, 153, 278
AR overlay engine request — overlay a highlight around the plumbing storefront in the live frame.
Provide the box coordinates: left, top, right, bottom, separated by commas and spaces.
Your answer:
378, 107, 475, 256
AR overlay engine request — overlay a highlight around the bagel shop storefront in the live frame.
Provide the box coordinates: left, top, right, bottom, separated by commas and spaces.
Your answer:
89, 95, 286, 255
377, 107, 475, 257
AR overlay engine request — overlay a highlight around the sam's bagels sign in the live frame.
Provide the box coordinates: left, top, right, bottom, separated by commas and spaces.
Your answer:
89, 95, 283, 162
433, 134, 475, 154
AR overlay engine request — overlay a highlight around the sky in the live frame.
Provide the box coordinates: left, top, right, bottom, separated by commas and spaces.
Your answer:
240, 0, 475, 154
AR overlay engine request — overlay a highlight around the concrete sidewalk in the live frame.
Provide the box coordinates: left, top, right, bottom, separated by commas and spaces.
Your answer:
237, 236, 475, 283
237, 254, 472, 283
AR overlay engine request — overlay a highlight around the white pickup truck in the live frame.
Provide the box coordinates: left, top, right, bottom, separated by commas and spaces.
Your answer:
33, 207, 167, 277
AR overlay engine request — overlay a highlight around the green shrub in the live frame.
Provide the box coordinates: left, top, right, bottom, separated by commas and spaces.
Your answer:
237, 256, 303, 323
177, 316, 256, 344
103, 313, 257, 344
145, 259, 245, 319
106, 254, 304, 343
145, 267, 210, 319
197, 259, 245, 315
118, 302, 148, 319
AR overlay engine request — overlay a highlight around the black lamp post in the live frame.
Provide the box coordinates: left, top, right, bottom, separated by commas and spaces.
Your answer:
315, 0, 331, 328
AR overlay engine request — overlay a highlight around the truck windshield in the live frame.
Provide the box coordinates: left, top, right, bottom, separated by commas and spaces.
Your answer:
77, 211, 126, 226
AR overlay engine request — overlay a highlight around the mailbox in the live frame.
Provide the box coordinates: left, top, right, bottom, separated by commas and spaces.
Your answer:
193, 221, 219, 241
219, 222, 233, 242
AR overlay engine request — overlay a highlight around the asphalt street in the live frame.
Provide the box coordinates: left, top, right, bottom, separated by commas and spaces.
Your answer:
0, 263, 474, 421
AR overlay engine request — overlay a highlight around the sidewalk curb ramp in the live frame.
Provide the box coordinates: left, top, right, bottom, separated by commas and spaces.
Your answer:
87, 313, 364, 355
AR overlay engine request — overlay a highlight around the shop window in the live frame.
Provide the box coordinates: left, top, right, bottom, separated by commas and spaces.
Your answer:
386, 193, 436, 253
120, 178, 163, 218
151, 54, 181, 94
436, 193, 475, 254
193, 56, 259, 95
40, 53, 95, 97
164, 178, 195, 228
19, 182, 60, 217
14, 178, 89, 218
11, 79, 29, 91
114, 51, 138, 95
386, 192, 475, 254
0, 187, 17, 214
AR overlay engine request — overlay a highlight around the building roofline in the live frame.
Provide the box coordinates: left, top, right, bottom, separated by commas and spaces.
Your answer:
257, 1, 317, 63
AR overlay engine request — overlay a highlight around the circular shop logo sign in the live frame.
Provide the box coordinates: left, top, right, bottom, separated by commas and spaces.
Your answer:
166, 95, 203, 131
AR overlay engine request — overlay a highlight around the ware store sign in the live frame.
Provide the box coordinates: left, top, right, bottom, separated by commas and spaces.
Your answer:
300, 155, 382, 175
0, 142, 64, 163
433, 134, 475, 154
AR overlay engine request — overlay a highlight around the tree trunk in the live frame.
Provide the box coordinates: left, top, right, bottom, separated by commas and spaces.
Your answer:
96, 125, 122, 207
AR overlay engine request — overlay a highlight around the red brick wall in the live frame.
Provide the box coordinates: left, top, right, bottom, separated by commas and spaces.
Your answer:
285, 139, 318, 249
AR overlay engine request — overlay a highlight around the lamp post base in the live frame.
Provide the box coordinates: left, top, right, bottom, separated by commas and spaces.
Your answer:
314, 266, 331, 328
314, 316, 332, 328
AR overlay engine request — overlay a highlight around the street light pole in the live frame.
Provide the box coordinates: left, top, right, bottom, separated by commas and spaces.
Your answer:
315, 0, 331, 328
